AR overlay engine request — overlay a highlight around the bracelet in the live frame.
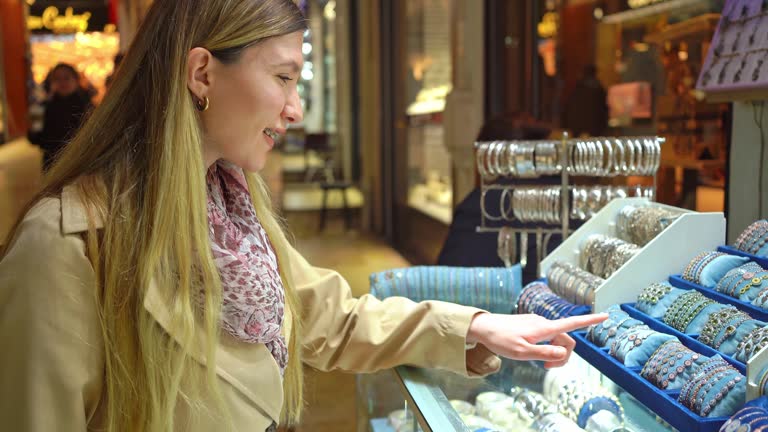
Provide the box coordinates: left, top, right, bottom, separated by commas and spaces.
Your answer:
637, 282, 672, 306
609, 325, 652, 360
655, 350, 700, 390
679, 357, 731, 404
720, 407, 768, 432
699, 307, 745, 347
701, 369, 743, 417
589, 314, 635, 347
717, 262, 768, 297
679, 297, 716, 333
735, 220, 768, 251
682, 251, 727, 284
641, 340, 694, 389
737, 327, 768, 361
745, 223, 768, 254
663, 290, 705, 331
712, 314, 752, 350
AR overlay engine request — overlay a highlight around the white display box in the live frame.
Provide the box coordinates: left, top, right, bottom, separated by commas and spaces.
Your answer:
540, 197, 726, 312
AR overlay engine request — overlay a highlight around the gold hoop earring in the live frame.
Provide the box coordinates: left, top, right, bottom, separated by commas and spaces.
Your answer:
196, 96, 209, 112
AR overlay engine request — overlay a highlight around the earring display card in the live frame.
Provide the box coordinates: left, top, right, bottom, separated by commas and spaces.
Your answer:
696, 0, 768, 102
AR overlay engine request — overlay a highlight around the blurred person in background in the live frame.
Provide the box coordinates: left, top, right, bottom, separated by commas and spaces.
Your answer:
563, 65, 608, 138
437, 113, 583, 284
29, 63, 93, 171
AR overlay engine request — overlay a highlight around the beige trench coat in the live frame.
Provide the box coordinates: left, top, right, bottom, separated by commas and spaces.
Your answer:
0, 185, 500, 431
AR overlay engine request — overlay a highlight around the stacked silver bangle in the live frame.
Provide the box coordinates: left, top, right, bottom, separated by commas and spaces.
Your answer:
476, 137, 661, 179
534, 141, 561, 175
546, 260, 605, 305
570, 186, 654, 221
475, 141, 562, 179
580, 234, 641, 279
568, 137, 661, 177
616, 204, 682, 247
507, 187, 561, 224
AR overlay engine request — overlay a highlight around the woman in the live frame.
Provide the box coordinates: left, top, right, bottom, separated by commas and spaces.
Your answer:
0, 2, 606, 431
29, 63, 93, 170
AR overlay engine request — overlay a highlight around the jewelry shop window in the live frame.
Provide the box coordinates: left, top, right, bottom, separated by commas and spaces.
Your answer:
404, 0, 453, 224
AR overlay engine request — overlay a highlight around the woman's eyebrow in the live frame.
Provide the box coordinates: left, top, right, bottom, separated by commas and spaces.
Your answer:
272, 60, 301, 72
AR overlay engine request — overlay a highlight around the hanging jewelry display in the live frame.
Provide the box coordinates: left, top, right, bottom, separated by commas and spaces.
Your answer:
696, 0, 768, 101
478, 135, 664, 274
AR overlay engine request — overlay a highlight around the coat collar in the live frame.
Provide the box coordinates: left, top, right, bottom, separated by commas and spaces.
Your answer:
61, 184, 103, 234
59, 183, 285, 422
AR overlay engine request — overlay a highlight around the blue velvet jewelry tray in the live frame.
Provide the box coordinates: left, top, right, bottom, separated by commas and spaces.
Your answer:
718, 245, 768, 269
572, 301, 744, 432
668, 274, 768, 323
572, 330, 731, 432
621, 303, 746, 374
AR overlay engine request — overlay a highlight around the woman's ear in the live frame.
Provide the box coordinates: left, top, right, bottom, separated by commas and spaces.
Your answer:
187, 47, 214, 98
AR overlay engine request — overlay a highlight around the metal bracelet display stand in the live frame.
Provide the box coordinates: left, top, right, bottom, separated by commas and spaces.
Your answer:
475, 134, 663, 274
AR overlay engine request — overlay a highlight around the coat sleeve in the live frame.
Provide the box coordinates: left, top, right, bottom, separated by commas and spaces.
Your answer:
289, 245, 501, 376
0, 200, 103, 431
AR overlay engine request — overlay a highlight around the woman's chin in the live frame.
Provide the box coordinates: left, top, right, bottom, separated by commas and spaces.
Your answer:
238, 156, 267, 173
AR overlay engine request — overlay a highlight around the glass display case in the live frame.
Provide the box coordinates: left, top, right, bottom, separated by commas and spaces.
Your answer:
402, 0, 453, 224
356, 355, 679, 432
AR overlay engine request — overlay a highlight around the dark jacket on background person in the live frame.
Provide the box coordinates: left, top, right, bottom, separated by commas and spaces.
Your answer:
29, 90, 92, 170
563, 75, 608, 138
436, 182, 582, 285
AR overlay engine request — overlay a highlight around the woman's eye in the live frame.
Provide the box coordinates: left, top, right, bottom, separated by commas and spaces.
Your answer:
278, 75, 292, 83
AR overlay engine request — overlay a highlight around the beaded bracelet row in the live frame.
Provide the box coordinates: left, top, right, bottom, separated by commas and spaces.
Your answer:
640, 340, 701, 390
736, 327, 768, 362
587, 314, 638, 347
637, 282, 672, 307
716, 262, 768, 297
662, 290, 716, 332
720, 406, 768, 432
698, 307, 750, 348
735, 220, 768, 255
518, 282, 584, 320
678, 357, 744, 417
682, 251, 728, 285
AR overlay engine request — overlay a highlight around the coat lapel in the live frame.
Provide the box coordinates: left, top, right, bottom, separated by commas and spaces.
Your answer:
60, 184, 285, 422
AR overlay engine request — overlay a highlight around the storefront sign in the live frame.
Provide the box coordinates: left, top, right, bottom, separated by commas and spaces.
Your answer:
28, 6, 91, 33
27, 1, 110, 34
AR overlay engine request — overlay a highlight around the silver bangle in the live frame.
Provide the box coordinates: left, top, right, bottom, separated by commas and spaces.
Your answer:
602, 139, 614, 175
491, 141, 505, 176
613, 139, 627, 174
486, 141, 499, 177
500, 187, 514, 221
586, 141, 596, 175
507, 142, 519, 176
642, 138, 653, 175
476, 142, 489, 178
624, 139, 636, 174
577, 141, 587, 175
633, 139, 644, 175
480, 188, 503, 221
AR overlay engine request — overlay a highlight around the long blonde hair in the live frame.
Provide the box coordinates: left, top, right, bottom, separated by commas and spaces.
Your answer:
2, 1, 307, 430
